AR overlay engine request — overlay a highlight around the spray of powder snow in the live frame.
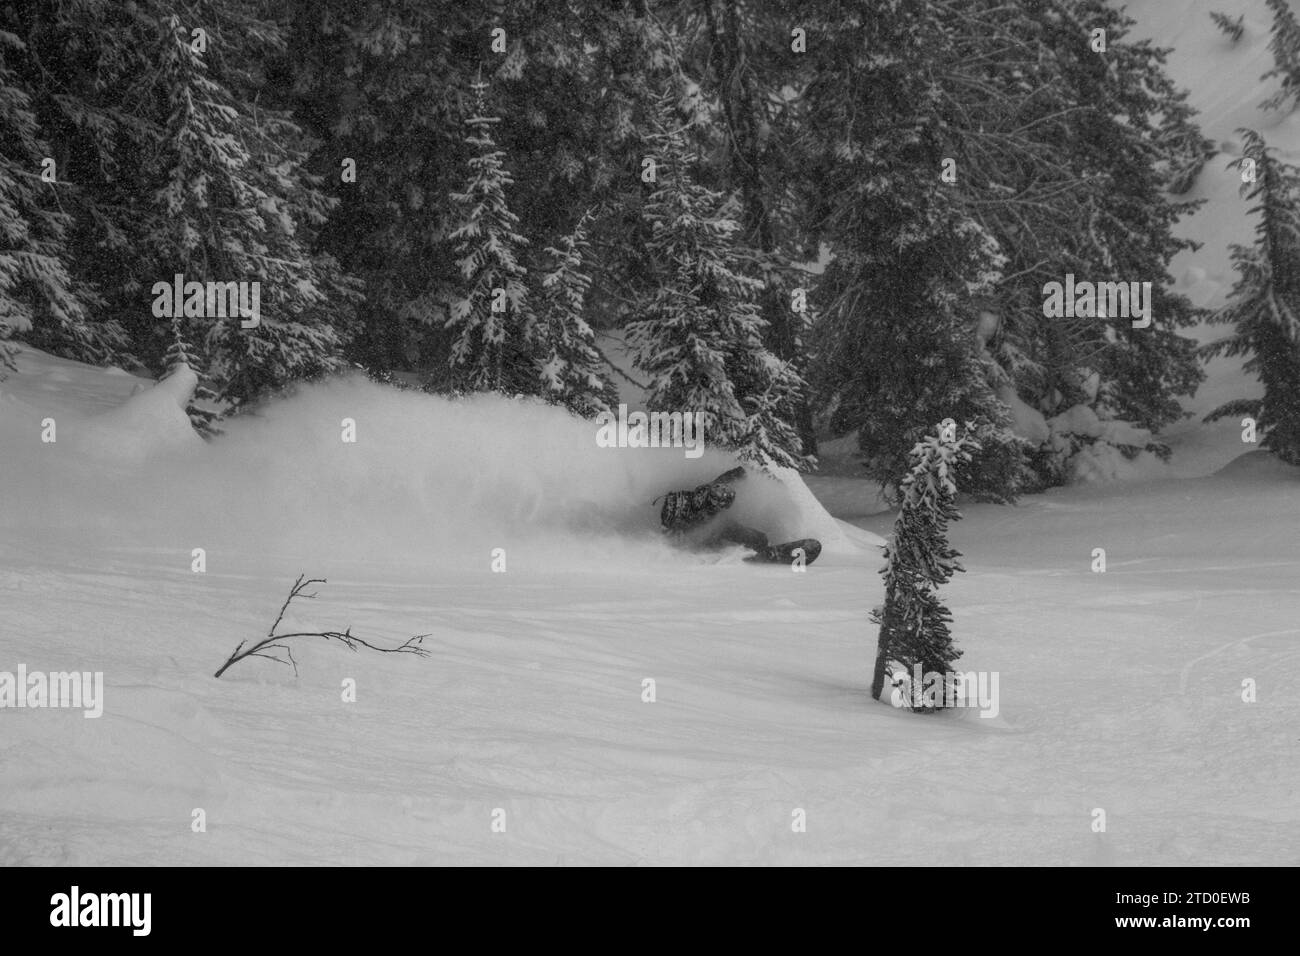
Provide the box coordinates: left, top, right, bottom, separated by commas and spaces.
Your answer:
0, 370, 838, 575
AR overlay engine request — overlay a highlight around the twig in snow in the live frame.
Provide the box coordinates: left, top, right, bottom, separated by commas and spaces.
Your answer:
214, 574, 430, 678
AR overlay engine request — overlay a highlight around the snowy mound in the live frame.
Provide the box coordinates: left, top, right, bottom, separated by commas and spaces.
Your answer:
1210, 449, 1300, 480
0, 348, 858, 570
0, 353, 201, 474
78, 364, 204, 464
763, 466, 866, 554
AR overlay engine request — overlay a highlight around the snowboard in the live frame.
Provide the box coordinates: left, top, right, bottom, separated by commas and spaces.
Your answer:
743, 538, 822, 567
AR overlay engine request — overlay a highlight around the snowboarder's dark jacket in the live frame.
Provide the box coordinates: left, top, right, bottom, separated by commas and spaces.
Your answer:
655, 466, 821, 563
655, 466, 746, 533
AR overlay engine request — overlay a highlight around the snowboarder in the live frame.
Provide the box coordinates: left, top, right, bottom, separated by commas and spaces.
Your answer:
654, 465, 822, 565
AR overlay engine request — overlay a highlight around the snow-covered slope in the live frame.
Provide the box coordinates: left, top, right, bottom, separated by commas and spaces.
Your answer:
3, 336, 1298, 865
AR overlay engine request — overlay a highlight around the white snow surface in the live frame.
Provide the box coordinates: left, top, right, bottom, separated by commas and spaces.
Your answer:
2, 339, 1298, 865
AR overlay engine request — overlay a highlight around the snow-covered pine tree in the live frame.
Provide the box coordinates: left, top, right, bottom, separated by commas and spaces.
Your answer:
0, 28, 119, 374
161, 318, 221, 436
1046, 0, 1207, 436
802, 0, 1031, 501
696, 0, 821, 456
445, 78, 538, 395
8, 1, 357, 411
626, 92, 807, 471
808, 0, 1208, 498
534, 209, 617, 417
1202, 131, 1300, 465
288, 0, 474, 375
870, 422, 981, 710
289, 0, 626, 378
148, 9, 356, 413
1262, 0, 1300, 111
